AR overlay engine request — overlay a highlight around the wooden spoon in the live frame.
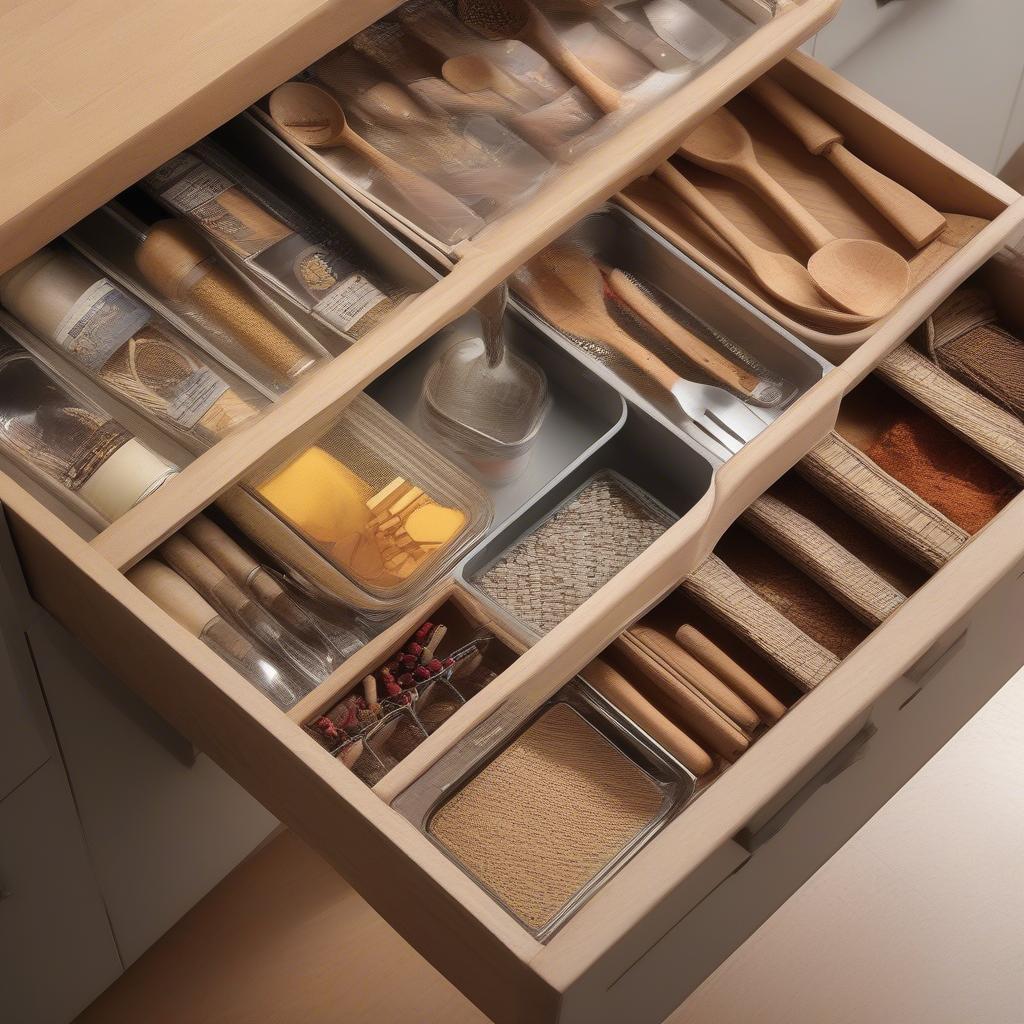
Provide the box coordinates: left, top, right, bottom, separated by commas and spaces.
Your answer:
442, 54, 540, 109
677, 107, 910, 319
456, 0, 624, 112
651, 163, 876, 328
748, 78, 946, 250
515, 245, 768, 446
268, 82, 480, 226
603, 266, 787, 406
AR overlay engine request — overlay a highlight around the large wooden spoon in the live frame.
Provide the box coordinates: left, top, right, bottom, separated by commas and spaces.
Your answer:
651, 163, 876, 328
677, 107, 910, 319
268, 82, 481, 228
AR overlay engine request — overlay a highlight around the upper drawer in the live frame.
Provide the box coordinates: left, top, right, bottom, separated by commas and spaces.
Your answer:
4, 34, 1024, 1024
0, 0, 839, 273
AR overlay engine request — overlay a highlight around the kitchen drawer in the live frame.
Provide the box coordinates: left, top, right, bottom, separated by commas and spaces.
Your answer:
3, 12, 1024, 1024
0, 761, 122, 1024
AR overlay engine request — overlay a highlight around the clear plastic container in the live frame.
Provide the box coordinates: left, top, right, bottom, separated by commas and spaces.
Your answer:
0, 329, 178, 525
141, 141, 406, 345
0, 240, 267, 449
233, 394, 493, 612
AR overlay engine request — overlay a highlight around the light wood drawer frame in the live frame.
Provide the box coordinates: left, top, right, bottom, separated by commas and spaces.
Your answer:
4, 3, 1024, 1022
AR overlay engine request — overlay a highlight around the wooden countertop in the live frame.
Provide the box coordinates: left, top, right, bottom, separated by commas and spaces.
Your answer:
0, 0, 391, 274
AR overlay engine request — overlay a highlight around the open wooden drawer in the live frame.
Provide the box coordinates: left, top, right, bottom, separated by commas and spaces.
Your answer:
4, 6, 1024, 1024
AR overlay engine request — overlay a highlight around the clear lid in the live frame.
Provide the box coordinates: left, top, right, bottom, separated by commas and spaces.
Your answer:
140, 140, 408, 344
257, 0, 763, 251
0, 236, 269, 451
0, 328, 178, 524
242, 394, 493, 607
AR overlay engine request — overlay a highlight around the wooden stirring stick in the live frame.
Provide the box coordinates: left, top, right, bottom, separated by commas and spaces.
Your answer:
748, 78, 946, 249
674, 625, 786, 724
676, 107, 911, 319
584, 658, 714, 776
603, 266, 764, 398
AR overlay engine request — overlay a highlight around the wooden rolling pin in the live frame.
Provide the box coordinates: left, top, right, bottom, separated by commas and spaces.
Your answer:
674, 625, 786, 724
748, 78, 946, 250
584, 658, 714, 776
613, 630, 750, 761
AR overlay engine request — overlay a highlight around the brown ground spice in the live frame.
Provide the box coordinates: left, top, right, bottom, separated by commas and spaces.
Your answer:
864, 406, 1018, 535
717, 526, 870, 659
769, 473, 929, 596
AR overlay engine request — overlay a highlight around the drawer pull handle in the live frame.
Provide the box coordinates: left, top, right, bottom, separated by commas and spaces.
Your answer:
737, 723, 877, 853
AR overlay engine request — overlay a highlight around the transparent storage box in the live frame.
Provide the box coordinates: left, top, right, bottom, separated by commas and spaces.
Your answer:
222, 394, 494, 614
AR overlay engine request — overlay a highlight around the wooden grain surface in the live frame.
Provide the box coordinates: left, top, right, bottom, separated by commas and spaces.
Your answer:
0, 0, 393, 273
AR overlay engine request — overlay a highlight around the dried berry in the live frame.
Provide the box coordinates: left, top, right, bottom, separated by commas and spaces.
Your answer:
385, 680, 402, 697
413, 665, 431, 681
427, 658, 443, 674
315, 716, 338, 739
398, 672, 415, 687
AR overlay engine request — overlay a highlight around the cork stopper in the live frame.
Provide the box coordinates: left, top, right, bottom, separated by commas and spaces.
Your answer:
135, 220, 216, 302
128, 558, 218, 637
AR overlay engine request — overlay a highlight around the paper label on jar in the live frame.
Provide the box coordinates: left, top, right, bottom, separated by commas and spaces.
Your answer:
53, 280, 152, 370
153, 153, 233, 215
165, 369, 230, 428
313, 273, 387, 333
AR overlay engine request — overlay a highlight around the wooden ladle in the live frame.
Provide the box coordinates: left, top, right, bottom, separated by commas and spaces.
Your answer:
268, 82, 480, 226
677, 107, 910, 319
441, 54, 540, 109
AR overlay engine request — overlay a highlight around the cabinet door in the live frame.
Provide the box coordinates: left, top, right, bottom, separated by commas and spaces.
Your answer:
0, 761, 122, 1024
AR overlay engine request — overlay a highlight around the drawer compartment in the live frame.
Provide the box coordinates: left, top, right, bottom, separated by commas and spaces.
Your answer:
5, 33, 1024, 1024
620, 52, 1022, 359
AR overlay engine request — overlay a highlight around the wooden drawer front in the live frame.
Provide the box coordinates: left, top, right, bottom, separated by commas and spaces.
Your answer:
550, 526, 1024, 1024
0, 762, 122, 1024
3, 21, 1024, 1024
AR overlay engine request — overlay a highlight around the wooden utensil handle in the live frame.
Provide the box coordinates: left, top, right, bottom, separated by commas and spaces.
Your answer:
598, 315, 682, 394
748, 77, 842, 155
682, 554, 840, 690
607, 269, 760, 395
674, 625, 786, 724
583, 658, 714, 775
653, 163, 763, 268
612, 632, 749, 761
796, 431, 968, 571
827, 146, 946, 250
523, 6, 622, 114
876, 343, 1024, 483
749, 77, 946, 249
742, 163, 835, 252
741, 493, 905, 628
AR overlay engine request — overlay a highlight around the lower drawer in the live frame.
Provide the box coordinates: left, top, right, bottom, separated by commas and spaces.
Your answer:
556, 541, 1024, 1024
